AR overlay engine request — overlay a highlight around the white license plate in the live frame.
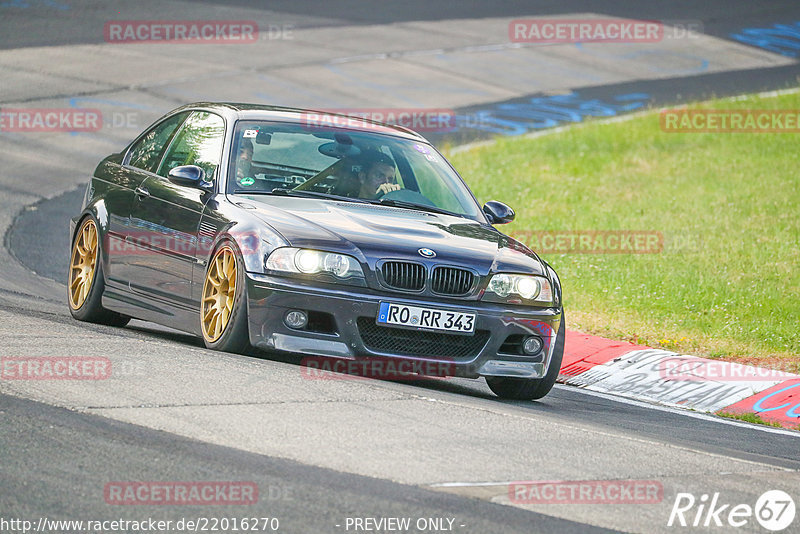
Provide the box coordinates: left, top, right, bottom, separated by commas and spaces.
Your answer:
377, 302, 475, 334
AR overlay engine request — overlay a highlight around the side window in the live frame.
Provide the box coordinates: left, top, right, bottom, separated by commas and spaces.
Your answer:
157, 111, 225, 180
127, 112, 189, 173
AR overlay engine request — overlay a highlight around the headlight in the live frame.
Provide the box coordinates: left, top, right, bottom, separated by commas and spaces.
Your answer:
265, 247, 365, 285
483, 273, 553, 305
295, 249, 323, 273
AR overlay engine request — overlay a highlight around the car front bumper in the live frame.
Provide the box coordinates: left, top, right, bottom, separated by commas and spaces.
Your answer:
245, 272, 562, 379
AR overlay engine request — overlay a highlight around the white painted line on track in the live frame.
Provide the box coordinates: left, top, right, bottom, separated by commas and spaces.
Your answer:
554, 384, 800, 437
405, 391, 799, 477
430, 482, 517, 487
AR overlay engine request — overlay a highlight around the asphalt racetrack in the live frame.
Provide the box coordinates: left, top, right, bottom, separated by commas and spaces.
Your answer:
2, 2, 800, 533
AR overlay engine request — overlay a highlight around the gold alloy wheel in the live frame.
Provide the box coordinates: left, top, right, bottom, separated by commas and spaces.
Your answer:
201, 246, 238, 342
68, 218, 99, 310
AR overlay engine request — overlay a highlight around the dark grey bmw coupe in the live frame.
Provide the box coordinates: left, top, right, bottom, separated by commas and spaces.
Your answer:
68, 103, 564, 400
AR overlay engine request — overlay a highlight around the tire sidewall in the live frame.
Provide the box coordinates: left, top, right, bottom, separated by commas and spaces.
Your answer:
67, 215, 105, 320
528, 312, 565, 399
202, 240, 250, 352
486, 310, 565, 400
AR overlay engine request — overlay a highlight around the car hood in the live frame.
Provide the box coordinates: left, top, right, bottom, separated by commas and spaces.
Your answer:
234, 195, 545, 276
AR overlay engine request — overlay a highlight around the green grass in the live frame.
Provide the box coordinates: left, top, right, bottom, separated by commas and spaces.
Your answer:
446, 89, 800, 366
716, 411, 788, 429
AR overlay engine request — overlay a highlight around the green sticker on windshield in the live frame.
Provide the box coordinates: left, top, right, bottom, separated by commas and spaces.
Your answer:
239, 177, 255, 186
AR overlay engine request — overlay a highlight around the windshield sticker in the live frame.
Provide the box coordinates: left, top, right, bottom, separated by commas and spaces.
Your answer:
243, 129, 258, 138
239, 177, 255, 186
413, 143, 430, 154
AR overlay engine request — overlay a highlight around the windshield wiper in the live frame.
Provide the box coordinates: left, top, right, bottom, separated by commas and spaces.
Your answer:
371, 198, 460, 217
233, 189, 461, 215
236, 188, 368, 203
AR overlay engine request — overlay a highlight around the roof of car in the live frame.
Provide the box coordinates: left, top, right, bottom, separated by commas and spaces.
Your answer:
174, 102, 430, 142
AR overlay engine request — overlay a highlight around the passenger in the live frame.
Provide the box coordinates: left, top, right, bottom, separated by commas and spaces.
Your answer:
235, 138, 255, 186
330, 157, 362, 197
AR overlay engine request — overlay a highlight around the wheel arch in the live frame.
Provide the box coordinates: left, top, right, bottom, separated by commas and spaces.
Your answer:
201, 217, 288, 275
71, 200, 111, 283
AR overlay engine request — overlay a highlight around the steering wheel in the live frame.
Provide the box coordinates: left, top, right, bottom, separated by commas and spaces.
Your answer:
378, 188, 436, 207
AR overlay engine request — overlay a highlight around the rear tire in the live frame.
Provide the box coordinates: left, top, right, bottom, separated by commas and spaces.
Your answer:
200, 241, 250, 353
486, 313, 565, 400
67, 216, 131, 327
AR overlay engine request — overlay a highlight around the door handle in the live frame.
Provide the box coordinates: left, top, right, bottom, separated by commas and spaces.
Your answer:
134, 186, 150, 200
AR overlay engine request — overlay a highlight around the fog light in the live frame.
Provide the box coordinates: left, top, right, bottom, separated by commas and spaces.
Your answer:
522, 335, 543, 355
284, 310, 308, 329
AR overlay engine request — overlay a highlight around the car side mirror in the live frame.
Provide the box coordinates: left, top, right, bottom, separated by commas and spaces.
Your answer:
168, 165, 212, 191
483, 200, 515, 224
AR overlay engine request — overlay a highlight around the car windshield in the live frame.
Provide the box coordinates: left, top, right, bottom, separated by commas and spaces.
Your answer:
227, 121, 483, 220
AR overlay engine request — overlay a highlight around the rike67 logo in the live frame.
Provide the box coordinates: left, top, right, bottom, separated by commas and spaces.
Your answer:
668, 490, 795, 531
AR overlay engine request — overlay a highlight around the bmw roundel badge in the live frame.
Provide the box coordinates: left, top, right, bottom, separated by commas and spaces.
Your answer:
418, 248, 436, 258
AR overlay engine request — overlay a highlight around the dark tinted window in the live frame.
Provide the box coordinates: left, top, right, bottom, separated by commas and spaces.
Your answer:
157, 111, 225, 180
127, 112, 189, 173
227, 121, 481, 219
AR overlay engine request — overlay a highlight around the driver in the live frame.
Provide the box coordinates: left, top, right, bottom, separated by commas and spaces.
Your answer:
235, 138, 255, 187
357, 151, 400, 199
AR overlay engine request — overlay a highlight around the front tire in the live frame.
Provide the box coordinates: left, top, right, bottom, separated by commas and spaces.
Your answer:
67, 216, 130, 327
200, 241, 250, 353
486, 313, 565, 401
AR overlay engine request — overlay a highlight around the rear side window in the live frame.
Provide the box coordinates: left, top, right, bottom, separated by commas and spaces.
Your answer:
127, 112, 189, 173
157, 111, 226, 180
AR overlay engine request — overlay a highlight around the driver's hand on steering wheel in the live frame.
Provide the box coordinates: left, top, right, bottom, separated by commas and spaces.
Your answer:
375, 182, 401, 197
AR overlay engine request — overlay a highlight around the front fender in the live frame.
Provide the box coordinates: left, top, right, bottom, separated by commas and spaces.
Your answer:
202, 221, 288, 275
